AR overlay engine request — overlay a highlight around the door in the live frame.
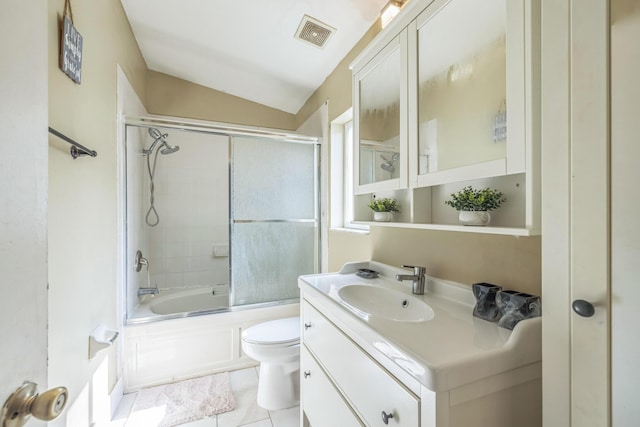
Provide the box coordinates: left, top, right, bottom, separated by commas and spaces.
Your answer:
610, 0, 640, 424
542, 0, 640, 425
0, 0, 49, 416
230, 136, 320, 306
542, 0, 610, 424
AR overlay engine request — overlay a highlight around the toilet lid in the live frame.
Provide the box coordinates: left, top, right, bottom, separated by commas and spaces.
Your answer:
242, 316, 300, 345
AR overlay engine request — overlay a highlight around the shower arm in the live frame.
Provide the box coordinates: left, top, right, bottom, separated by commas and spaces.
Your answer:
144, 134, 168, 154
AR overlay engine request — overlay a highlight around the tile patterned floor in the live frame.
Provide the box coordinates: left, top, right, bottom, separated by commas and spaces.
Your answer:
111, 367, 300, 427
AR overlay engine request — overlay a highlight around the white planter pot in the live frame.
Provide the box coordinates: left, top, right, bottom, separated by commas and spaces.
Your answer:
373, 211, 393, 222
459, 211, 491, 226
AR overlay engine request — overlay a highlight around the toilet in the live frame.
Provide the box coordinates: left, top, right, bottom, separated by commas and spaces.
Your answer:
241, 316, 301, 410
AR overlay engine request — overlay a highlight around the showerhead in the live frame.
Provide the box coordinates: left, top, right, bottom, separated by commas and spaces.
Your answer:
381, 162, 395, 173
160, 144, 180, 154
144, 128, 180, 155
380, 153, 397, 174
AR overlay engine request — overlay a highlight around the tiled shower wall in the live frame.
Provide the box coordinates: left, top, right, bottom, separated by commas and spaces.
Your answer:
141, 131, 230, 290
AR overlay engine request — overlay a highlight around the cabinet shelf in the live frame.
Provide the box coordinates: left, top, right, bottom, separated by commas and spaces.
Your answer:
350, 0, 540, 237
353, 221, 537, 236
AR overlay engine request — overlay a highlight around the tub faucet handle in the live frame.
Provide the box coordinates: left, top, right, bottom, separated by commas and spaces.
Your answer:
134, 250, 149, 272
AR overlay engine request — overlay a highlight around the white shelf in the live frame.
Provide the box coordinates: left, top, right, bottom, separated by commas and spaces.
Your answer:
353, 221, 538, 236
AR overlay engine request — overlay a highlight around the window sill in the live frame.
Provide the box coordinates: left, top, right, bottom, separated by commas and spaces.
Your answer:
329, 227, 370, 235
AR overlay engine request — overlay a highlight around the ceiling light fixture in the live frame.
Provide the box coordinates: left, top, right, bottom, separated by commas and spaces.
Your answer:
380, 1, 406, 29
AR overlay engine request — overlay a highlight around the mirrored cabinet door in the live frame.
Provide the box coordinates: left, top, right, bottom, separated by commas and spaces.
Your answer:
413, 0, 510, 187
354, 32, 407, 194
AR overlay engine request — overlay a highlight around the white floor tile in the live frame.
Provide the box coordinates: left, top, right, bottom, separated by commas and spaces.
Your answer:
238, 419, 272, 427
178, 416, 217, 426
269, 406, 299, 427
217, 368, 269, 427
113, 367, 293, 427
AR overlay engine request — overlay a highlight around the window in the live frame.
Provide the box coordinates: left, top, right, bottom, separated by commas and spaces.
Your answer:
330, 110, 369, 232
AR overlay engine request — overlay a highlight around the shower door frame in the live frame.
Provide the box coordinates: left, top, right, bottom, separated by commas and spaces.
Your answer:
123, 115, 321, 320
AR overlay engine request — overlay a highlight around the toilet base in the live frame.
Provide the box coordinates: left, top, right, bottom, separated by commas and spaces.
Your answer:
256, 361, 300, 410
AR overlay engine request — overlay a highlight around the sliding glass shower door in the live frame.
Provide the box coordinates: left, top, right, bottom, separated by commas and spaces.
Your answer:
230, 136, 319, 306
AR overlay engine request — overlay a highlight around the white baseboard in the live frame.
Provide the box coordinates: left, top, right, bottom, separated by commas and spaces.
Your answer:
110, 377, 124, 420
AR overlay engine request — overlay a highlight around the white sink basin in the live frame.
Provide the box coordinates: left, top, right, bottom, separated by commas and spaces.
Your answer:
337, 284, 435, 322
299, 261, 542, 392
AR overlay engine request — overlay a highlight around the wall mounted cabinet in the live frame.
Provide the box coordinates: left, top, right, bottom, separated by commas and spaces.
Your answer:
350, 0, 540, 236
353, 31, 408, 194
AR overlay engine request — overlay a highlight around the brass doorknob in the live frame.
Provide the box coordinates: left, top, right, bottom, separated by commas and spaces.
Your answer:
1, 382, 68, 427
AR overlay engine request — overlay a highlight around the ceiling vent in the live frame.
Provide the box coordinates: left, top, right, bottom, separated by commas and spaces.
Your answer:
294, 15, 336, 49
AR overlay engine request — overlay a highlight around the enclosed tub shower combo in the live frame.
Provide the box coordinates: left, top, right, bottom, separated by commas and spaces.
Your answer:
122, 116, 319, 392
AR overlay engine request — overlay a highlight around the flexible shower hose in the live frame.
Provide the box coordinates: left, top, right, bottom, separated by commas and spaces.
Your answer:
145, 147, 161, 226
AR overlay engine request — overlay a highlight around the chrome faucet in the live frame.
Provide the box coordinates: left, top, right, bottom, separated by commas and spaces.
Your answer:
395, 265, 427, 295
137, 286, 159, 297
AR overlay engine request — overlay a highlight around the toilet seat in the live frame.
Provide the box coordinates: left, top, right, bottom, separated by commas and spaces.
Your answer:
242, 316, 300, 346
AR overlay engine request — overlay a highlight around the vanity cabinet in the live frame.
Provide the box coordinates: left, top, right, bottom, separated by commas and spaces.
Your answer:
302, 301, 419, 427
299, 265, 543, 427
350, 0, 540, 235
300, 346, 364, 427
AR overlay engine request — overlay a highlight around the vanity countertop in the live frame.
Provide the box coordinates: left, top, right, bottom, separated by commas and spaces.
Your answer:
299, 261, 541, 392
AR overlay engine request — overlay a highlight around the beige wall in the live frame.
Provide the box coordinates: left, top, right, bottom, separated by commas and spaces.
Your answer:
47, 0, 147, 424
297, 22, 541, 295
146, 71, 297, 130
296, 24, 383, 127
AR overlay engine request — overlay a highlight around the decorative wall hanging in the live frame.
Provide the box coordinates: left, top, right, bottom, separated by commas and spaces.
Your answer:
492, 99, 507, 142
59, 0, 83, 84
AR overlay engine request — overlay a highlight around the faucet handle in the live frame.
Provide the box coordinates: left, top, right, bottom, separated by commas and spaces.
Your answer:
401, 264, 426, 275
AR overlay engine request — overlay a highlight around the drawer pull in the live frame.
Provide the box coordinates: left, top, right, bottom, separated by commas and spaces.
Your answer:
304, 322, 312, 329
381, 410, 394, 425
303, 371, 311, 378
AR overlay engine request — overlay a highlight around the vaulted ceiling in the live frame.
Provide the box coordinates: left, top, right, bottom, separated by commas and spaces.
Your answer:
120, 0, 389, 114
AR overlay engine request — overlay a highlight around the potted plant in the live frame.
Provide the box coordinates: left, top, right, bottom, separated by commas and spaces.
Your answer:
368, 197, 400, 222
444, 186, 506, 226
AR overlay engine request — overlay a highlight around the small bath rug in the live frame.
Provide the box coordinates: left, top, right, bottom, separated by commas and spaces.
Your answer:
125, 372, 235, 427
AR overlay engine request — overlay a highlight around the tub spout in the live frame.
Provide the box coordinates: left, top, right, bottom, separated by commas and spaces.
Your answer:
138, 286, 159, 297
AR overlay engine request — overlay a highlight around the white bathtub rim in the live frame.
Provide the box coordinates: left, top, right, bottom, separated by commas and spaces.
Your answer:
127, 294, 300, 325
149, 287, 229, 315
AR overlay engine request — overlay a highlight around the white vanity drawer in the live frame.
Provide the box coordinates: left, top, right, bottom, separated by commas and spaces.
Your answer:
301, 345, 364, 427
303, 300, 420, 427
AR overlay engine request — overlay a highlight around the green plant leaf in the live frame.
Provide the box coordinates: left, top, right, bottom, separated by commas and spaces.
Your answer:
444, 186, 506, 211
367, 197, 400, 212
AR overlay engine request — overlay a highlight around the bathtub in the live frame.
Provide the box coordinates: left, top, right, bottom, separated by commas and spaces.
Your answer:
149, 287, 229, 315
124, 287, 300, 391
127, 286, 229, 322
